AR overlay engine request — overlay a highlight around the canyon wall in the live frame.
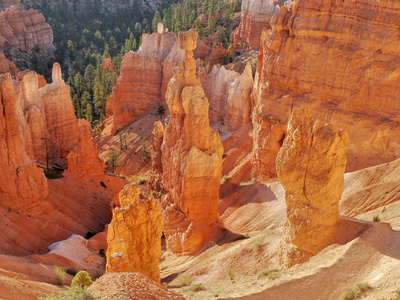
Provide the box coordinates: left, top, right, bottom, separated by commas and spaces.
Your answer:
106, 32, 184, 133
198, 62, 253, 129
0, 2, 53, 51
0, 52, 19, 76
107, 185, 163, 283
276, 107, 349, 266
234, 0, 281, 48
0, 73, 48, 212
253, 0, 400, 177
161, 30, 224, 255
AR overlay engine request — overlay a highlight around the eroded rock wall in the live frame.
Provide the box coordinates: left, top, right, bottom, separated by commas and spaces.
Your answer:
253, 0, 400, 176
106, 32, 184, 133
0, 3, 53, 51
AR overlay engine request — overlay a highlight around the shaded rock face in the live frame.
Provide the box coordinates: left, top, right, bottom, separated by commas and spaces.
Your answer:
276, 107, 349, 266
198, 62, 253, 129
0, 3, 53, 51
194, 38, 227, 67
106, 184, 163, 283
234, 0, 282, 48
149, 121, 165, 199
0, 73, 48, 212
106, 32, 184, 133
253, 0, 400, 176
161, 30, 224, 255
0, 51, 19, 77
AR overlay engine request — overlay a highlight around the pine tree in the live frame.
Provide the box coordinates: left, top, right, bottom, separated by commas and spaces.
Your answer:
86, 103, 93, 124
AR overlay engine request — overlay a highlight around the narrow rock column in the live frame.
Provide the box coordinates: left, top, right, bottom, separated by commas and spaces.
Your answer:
161, 30, 224, 255
106, 184, 164, 283
276, 107, 349, 266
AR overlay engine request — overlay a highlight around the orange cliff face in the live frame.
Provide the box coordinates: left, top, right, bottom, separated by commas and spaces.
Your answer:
252, 0, 400, 177
0, 73, 48, 212
0, 2, 53, 51
106, 185, 163, 283
234, 0, 281, 48
106, 32, 184, 133
161, 30, 224, 255
0, 64, 124, 256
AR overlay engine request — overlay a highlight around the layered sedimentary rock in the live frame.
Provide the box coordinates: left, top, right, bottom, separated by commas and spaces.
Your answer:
106, 184, 163, 283
226, 62, 253, 130
253, 0, 400, 176
234, 0, 280, 48
0, 52, 19, 76
0, 73, 48, 212
276, 107, 349, 266
149, 121, 164, 199
198, 62, 253, 129
161, 30, 224, 255
102, 58, 117, 75
67, 119, 105, 177
198, 64, 240, 124
0, 3, 53, 51
106, 32, 184, 133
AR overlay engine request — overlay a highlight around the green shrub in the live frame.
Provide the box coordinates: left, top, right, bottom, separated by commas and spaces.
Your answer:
227, 267, 235, 280
137, 177, 146, 185
188, 284, 206, 292
176, 274, 193, 287
71, 271, 93, 289
65, 267, 77, 276
339, 283, 372, 300
258, 269, 280, 280
54, 266, 66, 285
221, 175, 231, 184
373, 215, 381, 222
40, 287, 95, 300
396, 288, 400, 300
252, 236, 265, 251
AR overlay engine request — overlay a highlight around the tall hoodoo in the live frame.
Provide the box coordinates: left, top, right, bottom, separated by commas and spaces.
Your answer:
276, 107, 349, 266
161, 30, 224, 255
106, 184, 163, 283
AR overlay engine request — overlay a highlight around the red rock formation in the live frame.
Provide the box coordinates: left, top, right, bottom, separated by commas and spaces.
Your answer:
67, 119, 105, 177
276, 107, 349, 266
234, 0, 279, 48
226, 62, 253, 130
102, 58, 117, 76
149, 121, 164, 198
0, 3, 53, 51
161, 30, 224, 255
198, 64, 240, 124
0, 52, 19, 76
0, 0, 23, 11
194, 38, 227, 66
253, 0, 400, 176
106, 32, 184, 133
106, 184, 163, 283
0, 73, 48, 212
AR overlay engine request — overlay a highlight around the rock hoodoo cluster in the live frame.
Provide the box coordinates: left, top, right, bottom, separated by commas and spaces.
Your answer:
160, 30, 224, 255
253, 0, 400, 176
106, 184, 163, 283
198, 62, 253, 129
276, 107, 349, 266
106, 32, 185, 133
0, 1, 53, 51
